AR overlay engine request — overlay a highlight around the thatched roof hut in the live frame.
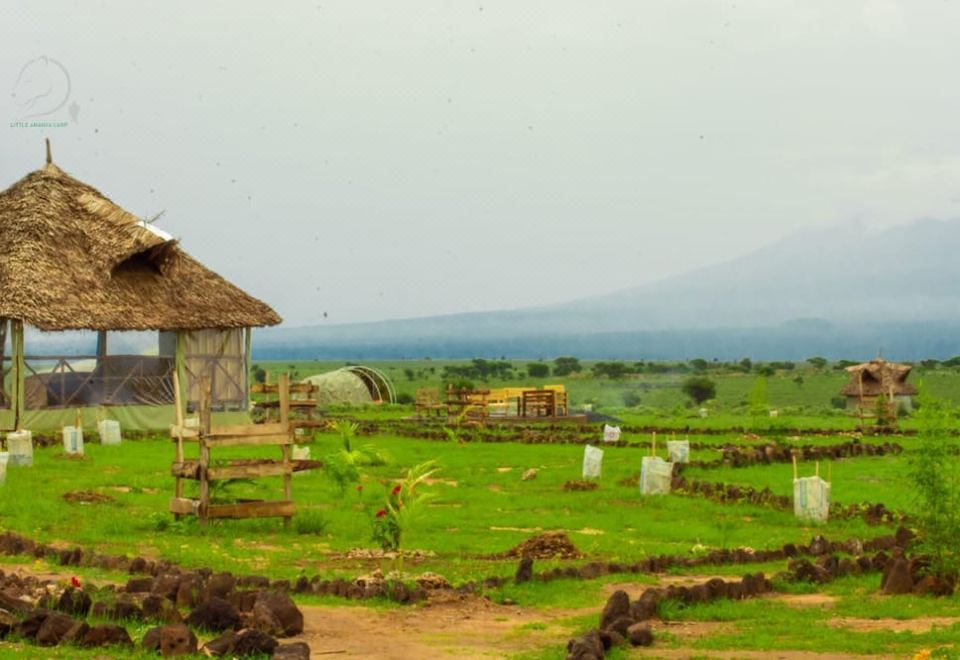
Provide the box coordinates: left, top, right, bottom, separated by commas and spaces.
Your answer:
0, 146, 281, 431
840, 359, 917, 401
0, 157, 279, 331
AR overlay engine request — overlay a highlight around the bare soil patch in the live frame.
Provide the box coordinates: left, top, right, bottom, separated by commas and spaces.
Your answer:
827, 616, 960, 633
290, 595, 570, 659
495, 531, 583, 560
62, 490, 115, 504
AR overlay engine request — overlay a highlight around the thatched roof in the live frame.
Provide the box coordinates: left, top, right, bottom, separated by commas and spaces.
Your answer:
840, 359, 917, 398
0, 157, 281, 331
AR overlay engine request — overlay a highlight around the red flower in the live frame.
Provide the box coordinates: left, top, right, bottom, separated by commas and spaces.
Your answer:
391, 484, 402, 497
375, 509, 387, 518
70, 576, 81, 588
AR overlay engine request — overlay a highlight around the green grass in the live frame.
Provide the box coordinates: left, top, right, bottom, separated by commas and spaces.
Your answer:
3, 377, 960, 657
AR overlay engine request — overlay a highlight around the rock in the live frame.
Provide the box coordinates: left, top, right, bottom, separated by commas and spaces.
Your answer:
599, 590, 631, 630
185, 596, 241, 632
203, 630, 238, 656
515, 557, 534, 584
252, 590, 304, 637
272, 642, 312, 659
176, 574, 203, 608
142, 626, 162, 651
142, 593, 182, 623
881, 558, 914, 595
205, 572, 237, 600
604, 615, 634, 637
809, 535, 830, 556
152, 574, 182, 601
229, 589, 261, 613
126, 576, 155, 593
630, 588, 661, 622
522, 468, 537, 481
109, 594, 144, 621
204, 628, 279, 656
56, 586, 92, 617
82, 623, 133, 647
0, 608, 18, 636
36, 611, 79, 646
597, 629, 624, 649
233, 628, 280, 655
17, 608, 53, 640
566, 629, 605, 659
129, 557, 148, 574
627, 622, 654, 646
159, 623, 198, 656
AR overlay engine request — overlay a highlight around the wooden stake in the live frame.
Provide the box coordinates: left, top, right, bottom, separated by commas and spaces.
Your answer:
815, 461, 820, 478
198, 374, 212, 528
791, 453, 798, 481
172, 370, 184, 520
279, 373, 292, 528
45, 138, 52, 164
651, 431, 656, 457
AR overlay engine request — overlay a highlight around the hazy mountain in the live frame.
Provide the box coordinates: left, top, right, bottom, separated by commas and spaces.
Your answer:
256, 218, 960, 360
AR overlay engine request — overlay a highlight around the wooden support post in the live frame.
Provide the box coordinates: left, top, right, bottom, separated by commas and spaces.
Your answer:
791, 453, 798, 481
651, 431, 656, 457
198, 374, 212, 527
279, 372, 292, 528
172, 370, 185, 520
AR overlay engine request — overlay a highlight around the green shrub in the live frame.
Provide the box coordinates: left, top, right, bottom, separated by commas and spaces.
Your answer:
910, 391, 960, 578
294, 510, 329, 536
681, 376, 716, 405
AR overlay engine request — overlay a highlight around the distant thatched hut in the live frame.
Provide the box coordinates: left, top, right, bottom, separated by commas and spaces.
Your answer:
840, 359, 917, 411
0, 146, 280, 431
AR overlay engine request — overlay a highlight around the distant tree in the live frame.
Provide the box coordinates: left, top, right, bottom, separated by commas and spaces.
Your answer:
553, 356, 582, 377
738, 358, 752, 373
593, 361, 630, 379
689, 358, 709, 372
807, 356, 828, 370
395, 392, 414, 405
403, 368, 416, 382
251, 364, 266, 384
756, 365, 775, 377
793, 375, 804, 388
834, 359, 858, 370
622, 390, 642, 407
681, 376, 716, 405
943, 356, 960, 368
921, 359, 941, 370
527, 362, 550, 378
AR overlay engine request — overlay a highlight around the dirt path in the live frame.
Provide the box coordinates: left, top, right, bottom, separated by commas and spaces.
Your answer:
287, 594, 577, 658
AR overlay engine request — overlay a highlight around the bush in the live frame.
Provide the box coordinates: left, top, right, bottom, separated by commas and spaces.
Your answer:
527, 362, 550, 378
830, 396, 847, 410
396, 392, 414, 405
294, 510, 329, 536
553, 356, 582, 377
622, 391, 642, 407
910, 391, 960, 578
681, 376, 716, 405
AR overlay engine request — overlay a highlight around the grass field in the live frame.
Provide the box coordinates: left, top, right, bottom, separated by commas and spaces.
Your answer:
0, 359, 958, 657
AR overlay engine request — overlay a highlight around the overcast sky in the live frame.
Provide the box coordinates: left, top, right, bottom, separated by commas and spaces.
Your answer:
2, 1, 959, 327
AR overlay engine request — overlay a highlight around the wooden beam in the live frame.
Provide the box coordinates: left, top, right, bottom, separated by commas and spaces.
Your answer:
206, 500, 295, 519
169, 497, 200, 515
203, 434, 291, 448
208, 422, 287, 437
208, 462, 292, 480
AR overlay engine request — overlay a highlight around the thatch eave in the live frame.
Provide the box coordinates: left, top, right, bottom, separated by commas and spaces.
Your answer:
0, 158, 282, 332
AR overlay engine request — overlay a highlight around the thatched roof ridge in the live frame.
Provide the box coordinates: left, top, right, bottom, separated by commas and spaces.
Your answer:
0, 161, 281, 331
840, 359, 917, 397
